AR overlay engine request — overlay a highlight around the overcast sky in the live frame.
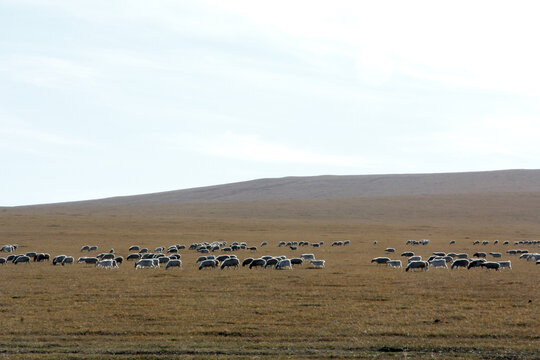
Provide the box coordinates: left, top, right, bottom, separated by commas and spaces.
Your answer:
1, 1, 539, 206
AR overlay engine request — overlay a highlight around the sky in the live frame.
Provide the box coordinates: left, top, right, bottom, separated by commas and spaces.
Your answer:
1, 0, 540, 206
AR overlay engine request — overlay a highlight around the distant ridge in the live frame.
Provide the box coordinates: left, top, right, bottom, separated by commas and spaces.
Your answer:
20, 169, 540, 208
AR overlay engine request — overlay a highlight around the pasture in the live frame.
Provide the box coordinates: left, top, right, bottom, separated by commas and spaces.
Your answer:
0, 207, 539, 359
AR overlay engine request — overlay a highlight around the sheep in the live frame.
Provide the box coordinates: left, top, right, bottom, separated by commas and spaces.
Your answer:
405, 261, 429, 272
249, 258, 266, 269
371, 257, 390, 265
301, 254, 315, 261
481, 262, 500, 271
386, 260, 402, 268
455, 253, 469, 259
25, 252, 37, 261
139, 248, 149, 254
384, 248, 395, 253
432, 252, 445, 257
80, 245, 90, 252
155, 247, 164, 253
343, 240, 350, 246
400, 251, 414, 257
77, 257, 98, 265
449, 240, 456, 245
14, 255, 31, 264
129, 245, 140, 252
429, 259, 448, 269
101, 253, 115, 260
135, 259, 156, 269
216, 255, 230, 263
61, 256, 74, 266
157, 256, 170, 264
290, 258, 303, 266
482, 241, 489, 246
167, 247, 178, 254
264, 258, 279, 269
88, 246, 98, 252
196, 256, 208, 263
35, 253, 50, 262
242, 258, 254, 267
276, 259, 292, 270
52, 255, 67, 266
127, 253, 141, 261
498, 260, 512, 270
0, 258, 6, 265
332, 241, 343, 246
451, 259, 470, 269
407, 256, 422, 263
473, 252, 487, 258
199, 259, 218, 270
310, 260, 325, 269
96, 259, 118, 269
260, 242, 267, 247
165, 259, 182, 270
221, 258, 240, 270
489, 252, 502, 258
169, 254, 181, 260
373, 241, 377, 245
467, 259, 486, 269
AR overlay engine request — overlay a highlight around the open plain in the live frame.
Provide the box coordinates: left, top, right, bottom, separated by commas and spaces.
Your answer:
1, 171, 539, 359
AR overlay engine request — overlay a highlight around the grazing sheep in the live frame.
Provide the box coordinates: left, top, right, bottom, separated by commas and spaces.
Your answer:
310, 260, 325, 269
139, 248, 149, 254
196, 256, 208, 263
242, 258, 254, 267
405, 261, 429, 272
127, 253, 141, 261
0, 258, 6, 265
332, 241, 343, 246
503, 241, 509, 245
301, 254, 315, 261
343, 240, 349, 246
221, 258, 240, 270
373, 241, 377, 245
264, 258, 279, 269
482, 241, 489, 246
35, 253, 50, 262
498, 261, 512, 270
135, 259, 156, 269
216, 255, 230, 262
102, 253, 115, 260
467, 259, 486, 269
489, 252, 502, 258
429, 259, 448, 269
432, 252, 445, 257
473, 252, 487, 258
276, 259, 292, 270
52, 255, 67, 266
198, 259, 218, 270
14, 255, 31, 264
260, 242, 267, 247
249, 258, 266, 269
400, 251, 414, 257
80, 245, 90, 252
481, 262, 500, 271
96, 259, 118, 269
169, 254, 181, 260
455, 253, 469, 259
386, 260, 402, 268
451, 259, 470, 269
449, 240, 456, 245
129, 245, 140, 252
371, 257, 390, 265
290, 258, 303, 266
165, 259, 182, 270
384, 248, 395, 253
88, 246, 98, 252
61, 256, 74, 266
408, 256, 422, 263
77, 257, 98, 265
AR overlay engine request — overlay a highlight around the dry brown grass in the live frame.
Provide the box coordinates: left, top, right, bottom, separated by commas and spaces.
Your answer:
0, 198, 539, 359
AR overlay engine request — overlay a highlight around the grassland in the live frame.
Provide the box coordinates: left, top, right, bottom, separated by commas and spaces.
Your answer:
0, 195, 539, 359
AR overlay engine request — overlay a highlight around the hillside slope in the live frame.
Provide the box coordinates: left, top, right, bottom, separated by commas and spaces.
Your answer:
22, 169, 540, 207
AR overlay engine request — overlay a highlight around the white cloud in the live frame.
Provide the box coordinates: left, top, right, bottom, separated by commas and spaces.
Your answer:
0, 54, 98, 88
162, 131, 370, 167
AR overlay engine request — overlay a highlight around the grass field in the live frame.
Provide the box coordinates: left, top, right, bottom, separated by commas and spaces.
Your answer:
0, 200, 539, 359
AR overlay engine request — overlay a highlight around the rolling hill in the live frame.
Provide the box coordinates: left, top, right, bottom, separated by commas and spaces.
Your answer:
19, 169, 540, 207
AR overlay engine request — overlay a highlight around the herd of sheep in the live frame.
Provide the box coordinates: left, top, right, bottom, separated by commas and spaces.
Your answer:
2, 238, 539, 273
0, 241, 327, 271
371, 239, 540, 271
